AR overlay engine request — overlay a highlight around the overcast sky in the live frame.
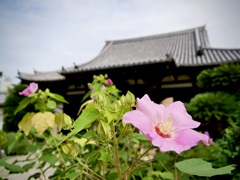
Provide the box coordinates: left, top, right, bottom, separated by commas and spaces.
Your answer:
0, 0, 240, 84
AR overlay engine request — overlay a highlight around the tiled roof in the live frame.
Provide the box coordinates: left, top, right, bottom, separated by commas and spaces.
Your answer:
18, 25, 240, 81
18, 70, 65, 82
63, 26, 239, 74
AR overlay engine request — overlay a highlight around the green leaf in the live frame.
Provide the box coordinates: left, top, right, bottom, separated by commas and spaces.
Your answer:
39, 153, 59, 166
98, 148, 110, 162
80, 90, 91, 103
120, 150, 128, 162
146, 171, 174, 180
132, 133, 149, 141
83, 130, 95, 139
34, 102, 48, 111
56, 108, 99, 146
175, 158, 235, 177
159, 172, 174, 180
48, 92, 69, 103
22, 162, 35, 171
0, 159, 25, 173
26, 142, 45, 153
14, 97, 35, 115
47, 99, 57, 109
92, 83, 102, 91
50, 165, 78, 180
65, 172, 79, 180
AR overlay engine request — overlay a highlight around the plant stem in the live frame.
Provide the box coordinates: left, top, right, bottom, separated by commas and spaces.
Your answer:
77, 158, 105, 180
49, 130, 66, 168
123, 145, 153, 177
174, 154, 179, 180
112, 123, 122, 180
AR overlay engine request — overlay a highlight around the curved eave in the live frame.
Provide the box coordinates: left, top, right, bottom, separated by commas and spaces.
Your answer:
18, 71, 66, 82
60, 58, 175, 75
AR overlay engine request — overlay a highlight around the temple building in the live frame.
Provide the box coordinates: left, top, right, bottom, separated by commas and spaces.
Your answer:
18, 26, 240, 117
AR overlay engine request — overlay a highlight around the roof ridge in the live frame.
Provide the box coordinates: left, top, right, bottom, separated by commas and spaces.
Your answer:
203, 47, 240, 51
106, 25, 206, 44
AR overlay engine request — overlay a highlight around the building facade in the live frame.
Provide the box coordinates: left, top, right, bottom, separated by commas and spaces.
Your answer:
18, 26, 240, 118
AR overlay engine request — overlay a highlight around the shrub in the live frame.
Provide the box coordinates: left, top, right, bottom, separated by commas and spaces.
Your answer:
215, 105, 240, 178
1, 131, 30, 155
196, 62, 240, 92
185, 91, 238, 139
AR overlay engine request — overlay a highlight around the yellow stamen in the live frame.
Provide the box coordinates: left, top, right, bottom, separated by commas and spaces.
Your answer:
155, 115, 172, 138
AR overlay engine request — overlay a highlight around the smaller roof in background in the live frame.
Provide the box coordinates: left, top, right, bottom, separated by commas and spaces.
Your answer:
18, 70, 65, 82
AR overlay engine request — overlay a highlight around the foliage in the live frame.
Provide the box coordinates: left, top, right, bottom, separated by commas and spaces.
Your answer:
0, 131, 29, 155
196, 62, 240, 91
215, 105, 240, 178
185, 91, 237, 122
185, 91, 238, 138
0, 74, 235, 179
3, 84, 34, 132
175, 158, 234, 177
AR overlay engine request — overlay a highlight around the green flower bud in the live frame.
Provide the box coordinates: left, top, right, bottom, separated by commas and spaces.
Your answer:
108, 101, 119, 113
125, 91, 135, 107
45, 88, 50, 94
95, 92, 108, 107
62, 114, 73, 130
97, 121, 112, 141
119, 95, 126, 106
61, 141, 79, 157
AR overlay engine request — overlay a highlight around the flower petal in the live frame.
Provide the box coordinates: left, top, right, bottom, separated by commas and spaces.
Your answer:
165, 101, 200, 130
29, 82, 38, 93
19, 82, 38, 96
137, 94, 165, 125
123, 110, 153, 134
172, 129, 209, 153
150, 129, 209, 154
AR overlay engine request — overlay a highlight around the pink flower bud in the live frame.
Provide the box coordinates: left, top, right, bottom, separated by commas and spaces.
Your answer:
106, 78, 113, 85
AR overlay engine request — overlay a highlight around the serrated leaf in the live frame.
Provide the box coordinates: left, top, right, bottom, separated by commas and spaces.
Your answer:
56, 108, 99, 146
175, 158, 235, 177
0, 159, 25, 173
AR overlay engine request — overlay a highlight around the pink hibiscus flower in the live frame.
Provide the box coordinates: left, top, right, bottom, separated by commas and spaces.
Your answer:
19, 82, 38, 96
123, 94, 209, 154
